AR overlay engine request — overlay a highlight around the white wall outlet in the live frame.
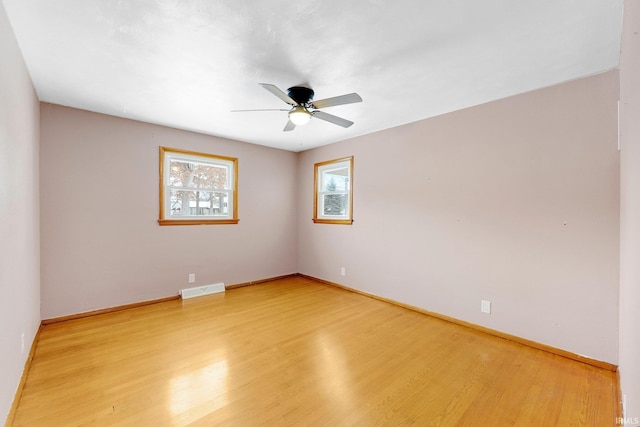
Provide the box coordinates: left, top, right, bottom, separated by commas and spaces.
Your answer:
340, 267, 346, 276
481, 300, 491, 314
188, 273, 196, 284
21, 333, 25, 355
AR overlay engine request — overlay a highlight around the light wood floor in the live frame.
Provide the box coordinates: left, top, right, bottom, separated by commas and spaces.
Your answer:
11, 276, 618, 426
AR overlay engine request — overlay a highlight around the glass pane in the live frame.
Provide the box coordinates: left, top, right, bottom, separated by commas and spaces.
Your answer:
169, 190, 230, 217
169, 160, 228, 190
321, 167, 349, 192
322, 193, 348, 216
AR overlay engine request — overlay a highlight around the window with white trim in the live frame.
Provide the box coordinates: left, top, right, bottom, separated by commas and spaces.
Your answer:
159, 147, 238, 225
313, 157, 353, 225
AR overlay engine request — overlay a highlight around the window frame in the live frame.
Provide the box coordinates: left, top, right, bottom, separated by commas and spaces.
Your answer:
313, 156, 354, 225
158, 146, 239, 226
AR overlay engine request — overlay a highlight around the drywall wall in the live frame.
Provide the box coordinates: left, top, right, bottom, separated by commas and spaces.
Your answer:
619, 0, 640, 421
298, 71, 620, 364
40, 105, 298, 319
0, 2, 41, 423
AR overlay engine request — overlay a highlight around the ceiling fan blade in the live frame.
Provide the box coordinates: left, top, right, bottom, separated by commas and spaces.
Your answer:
231, 108, 289, 112
259, 83, 298, 106
311, 111, 354, 128
311, 93, 362, 109
283, 120, 296, 132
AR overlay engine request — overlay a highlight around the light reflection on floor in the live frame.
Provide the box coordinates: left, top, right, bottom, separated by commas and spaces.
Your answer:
169, 356, 229, 425
315, 332, 355, 414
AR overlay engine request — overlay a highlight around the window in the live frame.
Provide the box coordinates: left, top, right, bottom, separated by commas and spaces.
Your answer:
313, 157, 353, 225
159, 147, 238, 225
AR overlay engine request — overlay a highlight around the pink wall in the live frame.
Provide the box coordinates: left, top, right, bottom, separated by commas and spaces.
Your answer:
298, 71, 620, 364
619, 0, 640, 421
39, 105, 298, 319
0, 2, 41, 422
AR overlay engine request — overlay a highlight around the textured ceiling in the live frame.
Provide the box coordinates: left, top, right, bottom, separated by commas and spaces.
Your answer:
4, 0, 623, 152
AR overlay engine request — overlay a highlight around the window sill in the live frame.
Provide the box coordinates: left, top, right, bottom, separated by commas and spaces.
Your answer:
158, 219, 239, 226
312, 218, 353, 225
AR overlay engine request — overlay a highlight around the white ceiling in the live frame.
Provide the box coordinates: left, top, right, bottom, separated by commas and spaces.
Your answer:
4, 0, 623, 152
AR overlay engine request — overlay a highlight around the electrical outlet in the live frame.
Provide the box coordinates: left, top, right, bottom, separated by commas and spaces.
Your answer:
188, 273, 196, 284
340, 267, 346, 276
481, 300, 491, 314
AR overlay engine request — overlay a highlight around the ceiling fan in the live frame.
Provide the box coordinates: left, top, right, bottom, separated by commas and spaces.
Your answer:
232, 83, 362, 132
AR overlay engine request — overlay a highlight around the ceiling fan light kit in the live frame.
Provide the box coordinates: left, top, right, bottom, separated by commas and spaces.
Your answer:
233, 83, 363, 132
288, 105, 311, 126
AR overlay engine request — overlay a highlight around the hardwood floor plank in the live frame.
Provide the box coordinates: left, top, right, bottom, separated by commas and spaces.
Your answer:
10, 277, 618, 426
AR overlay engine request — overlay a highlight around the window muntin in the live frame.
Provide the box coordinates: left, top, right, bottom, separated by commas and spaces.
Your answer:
159, 147, 238, 225
313, 157, 353, 224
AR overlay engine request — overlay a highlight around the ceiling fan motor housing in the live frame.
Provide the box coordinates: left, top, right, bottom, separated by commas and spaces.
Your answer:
287, 86, 314, 105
